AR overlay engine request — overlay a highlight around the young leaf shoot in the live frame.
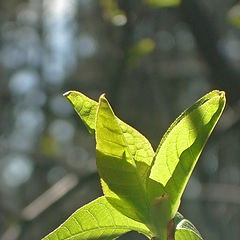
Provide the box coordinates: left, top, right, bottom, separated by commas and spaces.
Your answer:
43, 90, 225, 240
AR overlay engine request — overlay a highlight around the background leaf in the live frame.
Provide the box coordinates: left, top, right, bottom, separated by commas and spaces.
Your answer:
148, 90, 226, 217
144, 0, 180, 8
228, 4, 240, 28
42, 196, 152, 240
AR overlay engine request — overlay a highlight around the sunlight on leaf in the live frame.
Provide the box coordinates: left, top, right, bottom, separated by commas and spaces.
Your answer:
64, 91, 98, 136
64, 91, 155, 186
148, 90, 226, 217
96, 95, 153, 223
174, 212, 203, 240
59, 90, 226, 240
42, 196, 152, 240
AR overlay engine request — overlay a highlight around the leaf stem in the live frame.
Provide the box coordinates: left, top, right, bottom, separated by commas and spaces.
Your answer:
167, 219, 175, 240
151, 219, 175, 240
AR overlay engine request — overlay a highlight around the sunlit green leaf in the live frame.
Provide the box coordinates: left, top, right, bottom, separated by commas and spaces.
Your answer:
96, 95, 154, 223
174, 212, 203, 240
64, 91, 98, 136
42, 196, 152, 240
64, 91, 154, 186
147, 90, 226, 217
63, 90, 225, 240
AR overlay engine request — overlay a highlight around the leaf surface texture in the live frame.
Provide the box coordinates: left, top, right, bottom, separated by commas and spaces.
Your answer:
148, 90, 226, 216
96, 95, 154, 222
42, 197, 152, 240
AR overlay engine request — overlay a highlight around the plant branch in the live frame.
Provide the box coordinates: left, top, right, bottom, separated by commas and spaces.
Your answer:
167, 219, 175, 240
151, 218, 175, 240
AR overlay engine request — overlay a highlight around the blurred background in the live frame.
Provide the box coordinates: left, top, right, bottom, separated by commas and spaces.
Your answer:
1, 0, 240, 239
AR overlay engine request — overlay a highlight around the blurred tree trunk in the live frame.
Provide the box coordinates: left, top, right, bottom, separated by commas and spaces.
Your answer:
107, 1, 135, 107
180, 0, 240, 104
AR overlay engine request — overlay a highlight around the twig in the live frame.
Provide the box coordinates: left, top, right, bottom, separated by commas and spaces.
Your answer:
167, 219, 175, 240
21, 173, 79, 221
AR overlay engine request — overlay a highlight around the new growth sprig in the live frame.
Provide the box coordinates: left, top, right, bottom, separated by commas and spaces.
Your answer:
43, 90, 225, 240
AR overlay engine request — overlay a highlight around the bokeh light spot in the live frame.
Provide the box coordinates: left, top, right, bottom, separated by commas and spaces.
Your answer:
9, 69, 39, 95
49, 119, 74, 143
1, 154, 34, 188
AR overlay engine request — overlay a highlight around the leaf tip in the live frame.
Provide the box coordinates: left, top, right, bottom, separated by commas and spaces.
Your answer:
210, 90, 226, 105
213, 89, 225, 98
99, 93, 107, 102
63, 90, 78, 107
216, 90, 226, 106
63, 91, 70, 97
219, 90, 225, 99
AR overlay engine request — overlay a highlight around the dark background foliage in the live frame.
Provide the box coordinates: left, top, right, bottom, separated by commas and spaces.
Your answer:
1, 0, 240, 239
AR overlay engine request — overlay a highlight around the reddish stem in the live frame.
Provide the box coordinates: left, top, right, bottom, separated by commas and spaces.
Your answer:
151, 219, 175, 240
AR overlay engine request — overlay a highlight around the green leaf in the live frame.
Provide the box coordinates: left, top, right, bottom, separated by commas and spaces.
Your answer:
42, 196, 152, 240
228, 4, 240, 28
144, 0, 181, 8
174, 212, 203, 240
64, 91, 155, 186
64, 90, 224, 239
148, 90, 226, 217
64, 91, 98, 136
127, 38, 156, 67
150, 194, 172, 240
96, 95, 154, 223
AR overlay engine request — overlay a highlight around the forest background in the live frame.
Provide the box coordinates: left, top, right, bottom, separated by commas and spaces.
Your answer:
1, 0, 240, 239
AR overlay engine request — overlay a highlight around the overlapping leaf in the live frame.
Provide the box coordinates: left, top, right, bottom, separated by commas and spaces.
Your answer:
42, 196, 152, 240
54, 90, 227, 240
65, 91, 155, 222
65, 91, 154, 185
96, 95, 153, 223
